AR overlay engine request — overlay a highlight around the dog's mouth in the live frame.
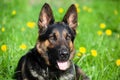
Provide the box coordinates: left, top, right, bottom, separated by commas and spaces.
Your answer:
57, 61, 70, 70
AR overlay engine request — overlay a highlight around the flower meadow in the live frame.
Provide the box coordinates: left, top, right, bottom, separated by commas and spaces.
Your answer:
0, 0, 120, 80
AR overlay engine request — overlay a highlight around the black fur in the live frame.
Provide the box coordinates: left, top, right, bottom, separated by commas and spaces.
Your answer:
14, 3, 89, 80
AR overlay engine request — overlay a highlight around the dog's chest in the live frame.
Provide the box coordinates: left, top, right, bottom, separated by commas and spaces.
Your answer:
30, 69, 47, 80
30, 67, 75, 80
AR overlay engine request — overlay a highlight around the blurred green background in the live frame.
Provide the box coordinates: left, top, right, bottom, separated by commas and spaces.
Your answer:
0, 0, 120, 80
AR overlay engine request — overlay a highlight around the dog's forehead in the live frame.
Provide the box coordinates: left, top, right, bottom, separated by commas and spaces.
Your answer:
49, 22, 69, 33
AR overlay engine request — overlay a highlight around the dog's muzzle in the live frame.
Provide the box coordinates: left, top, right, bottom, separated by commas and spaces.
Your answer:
56, 47, 70, 70
58, 48, 70, 62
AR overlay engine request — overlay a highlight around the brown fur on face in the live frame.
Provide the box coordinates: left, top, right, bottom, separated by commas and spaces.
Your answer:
36, 2, 78, 65
69, 41, 75, 60
36, 24, 76, 65
62, 29, 75, 60
36, 40, 50, 65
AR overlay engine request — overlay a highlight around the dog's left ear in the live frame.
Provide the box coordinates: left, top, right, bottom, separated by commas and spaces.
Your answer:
62, 4, 78, 31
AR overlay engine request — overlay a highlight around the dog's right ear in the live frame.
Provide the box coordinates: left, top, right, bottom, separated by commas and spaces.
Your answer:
38, 3, 54, 32
62, 4, 77, 32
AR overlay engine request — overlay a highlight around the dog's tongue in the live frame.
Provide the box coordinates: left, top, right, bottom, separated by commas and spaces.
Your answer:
57, 61, 69, 70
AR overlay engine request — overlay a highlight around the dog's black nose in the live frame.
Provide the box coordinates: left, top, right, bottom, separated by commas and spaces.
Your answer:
60, 49, 69, 56
58, 48, 69, 61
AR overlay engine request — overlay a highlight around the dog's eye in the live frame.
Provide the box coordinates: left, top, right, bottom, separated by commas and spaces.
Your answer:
66, 34, 71, 41
49, 34, 57, 43
49, 36, 55, 40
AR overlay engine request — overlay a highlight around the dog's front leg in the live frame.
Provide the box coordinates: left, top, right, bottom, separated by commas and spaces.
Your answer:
75, 65, 89, 80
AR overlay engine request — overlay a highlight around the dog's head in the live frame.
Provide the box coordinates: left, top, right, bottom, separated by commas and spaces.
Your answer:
36, 3, 78, 70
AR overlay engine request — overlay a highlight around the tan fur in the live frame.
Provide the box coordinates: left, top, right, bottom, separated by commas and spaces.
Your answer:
36, 40, 50, 65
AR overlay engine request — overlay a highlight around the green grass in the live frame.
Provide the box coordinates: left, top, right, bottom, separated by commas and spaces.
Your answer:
0, 0, 120, 80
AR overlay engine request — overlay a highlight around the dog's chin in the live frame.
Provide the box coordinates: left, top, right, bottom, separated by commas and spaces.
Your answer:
57, 61, 70, 71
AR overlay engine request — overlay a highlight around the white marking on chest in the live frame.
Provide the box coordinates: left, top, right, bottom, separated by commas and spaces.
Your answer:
30, 69, 45, 80
59, 73, 74, 80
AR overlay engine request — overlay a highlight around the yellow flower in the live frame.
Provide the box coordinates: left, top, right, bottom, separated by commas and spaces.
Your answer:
77, 52, 81, 57
97, 30, 103, 36
58, 8, 64, 14
27, 22, 36, 29
87, 8, 92, 13
114, 10, 118, 15
75, 3, 80, 13
116, 59, 120, 66
105, 29, 112, 36
77, 7, 80, 13
1, 44, 7, 52
75, 3, 79, 8
19, 43, 27, 50
1, 27, 5, 32
21, 27, 25, 32
91, 49, 97, 57
83, 6, 88, 11
117, 34, 120, 38
100, 23, 106, 29
79, 47, 86, 54
12, 10, 16, 15
78, 22, 80, 26
76, 30, 79, 34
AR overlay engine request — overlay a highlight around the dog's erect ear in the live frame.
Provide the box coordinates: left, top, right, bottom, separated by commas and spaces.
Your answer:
62, 4, 77, 31
38, 3, 54, 31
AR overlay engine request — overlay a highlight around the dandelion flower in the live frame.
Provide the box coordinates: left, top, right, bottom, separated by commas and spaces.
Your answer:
19, 43, 27, 50
105, 29, 112, 36
58, 8, 64, 14
116, 59, 120, 66
97, 30, 103, 36
77, 52, 81, 57
76, 30, 79, 34
27, 22, 36, 29
1, 27, 5, 32
91, 49, 97, 57
21, 27, 25, 32
83, 6, 88, 11
75, 3, 79, 8
79, 47, 86, 54
1, 44, 7, 52
117, 34, 120, 38
87, 8, 92, 13
75, 3, 80, 13
78, 22, 80, 26
114, 10, 118, 15
77, 7, 80, 13
12, 10, 16, 15
100, 23, 106, 29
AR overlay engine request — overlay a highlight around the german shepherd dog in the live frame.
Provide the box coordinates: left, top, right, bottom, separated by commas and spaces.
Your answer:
14, 3, 89, 80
